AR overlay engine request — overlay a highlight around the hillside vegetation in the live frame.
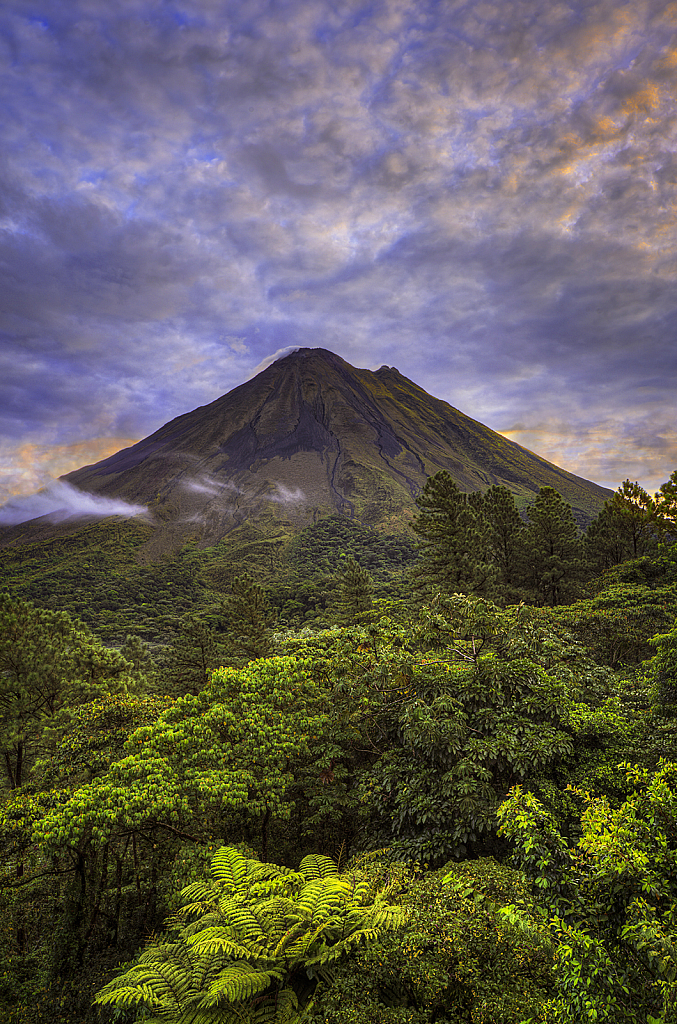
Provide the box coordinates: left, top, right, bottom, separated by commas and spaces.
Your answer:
1, 470, 677, 1022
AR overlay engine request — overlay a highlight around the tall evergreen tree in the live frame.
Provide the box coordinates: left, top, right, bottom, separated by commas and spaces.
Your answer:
331, 556, 374, 624
655, 468, 677, 540
481, 484, 527, 598
219, 575, 276, 665
0, 595, 140, 790
521, 487, 585, 606
585, 480, 658, 571
161, 613, 226, 696
412, 471, 495, 596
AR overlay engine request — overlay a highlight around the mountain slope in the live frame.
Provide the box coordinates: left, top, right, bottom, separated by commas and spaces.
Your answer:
55, 348, 610, 554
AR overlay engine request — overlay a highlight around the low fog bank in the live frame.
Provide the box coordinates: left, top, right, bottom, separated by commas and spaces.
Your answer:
0, 480, 149, 526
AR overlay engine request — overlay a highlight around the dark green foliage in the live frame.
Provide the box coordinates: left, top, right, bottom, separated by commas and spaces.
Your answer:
656, 469, 677, 538
0, 595, 143, 790
4, 467, 677, 1022
348, 596, 622, 864
307, 855, 553, 1024
288, 515, 417, 581
520, 487, 586, 606
412, 471, 495, 596
0, 519, 203, 644
330, 557, 374, 625
498, 762, 677, 1023
479, 484, 528, 599
533, 579, 677, 669
33, 656, 336, 858
160, 613, 228, 696
219, 575, 276, 665
270, 516, 417, 627
585, 480, 659, 571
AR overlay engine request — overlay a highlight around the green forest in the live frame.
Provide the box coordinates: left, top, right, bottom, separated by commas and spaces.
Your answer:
2, 470, 677, 1022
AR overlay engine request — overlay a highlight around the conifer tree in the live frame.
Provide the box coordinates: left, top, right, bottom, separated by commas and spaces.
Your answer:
412, 471, 495, 596
585, 480, 658, 570
521, 487, 584, 606
481, 484, 526, 598
220, 575, 276, 665
162, 614, 226, 696
331, 556, 374, 624
0, 595, 138, 790
654, 469, 677, 540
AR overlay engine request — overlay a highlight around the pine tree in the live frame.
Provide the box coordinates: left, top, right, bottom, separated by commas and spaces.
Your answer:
585, 480, 658, 571
654, 469, 677, 540
162, 614, 226, 696
481, 484, 526, 599
220, 575, 276, 665
521, 487, 585, 606
331, 557, 374, 624
412, 471, 495, 597
0, 595, 138, 790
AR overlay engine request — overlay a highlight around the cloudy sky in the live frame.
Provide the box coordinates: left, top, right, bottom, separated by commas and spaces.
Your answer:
2, 0, 676, 510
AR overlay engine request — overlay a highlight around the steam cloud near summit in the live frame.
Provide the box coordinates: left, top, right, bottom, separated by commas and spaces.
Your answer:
0, 481, 148, 526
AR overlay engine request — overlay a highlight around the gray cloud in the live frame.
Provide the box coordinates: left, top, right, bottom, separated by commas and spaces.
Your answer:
0, 480, 148, 525
269, 484, 305, 504
1, 0, 676, 500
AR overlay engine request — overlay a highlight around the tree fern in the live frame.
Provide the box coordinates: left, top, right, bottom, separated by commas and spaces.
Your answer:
94, 846, 407, 1023
298, 853, 339, 879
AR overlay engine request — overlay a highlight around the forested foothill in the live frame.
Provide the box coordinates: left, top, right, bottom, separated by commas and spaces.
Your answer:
2, 471, 677, 1022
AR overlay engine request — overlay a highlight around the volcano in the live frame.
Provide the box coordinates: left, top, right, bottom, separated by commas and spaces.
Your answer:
48, 347, 611, 554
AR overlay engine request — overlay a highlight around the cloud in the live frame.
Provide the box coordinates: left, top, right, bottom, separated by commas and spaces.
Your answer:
0, 437, 140, 508
182, 475, 241, 498
269, 484, 305, 504
248, 347, 302, 379
0, 480, 148, 526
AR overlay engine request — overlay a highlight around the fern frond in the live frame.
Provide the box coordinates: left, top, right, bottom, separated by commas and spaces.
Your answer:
249, 986, 299, 1023
295, 878, 351, 919
213, 897, 270, 946
299, 853, 339, 879
200, 962, 283, 1006
186, 926, 256, 960
94, 983, 158, 1008
209, 846, 251, 890
180, 880, 220, 904
250, 872, 304, 898
181, 911, 227, 937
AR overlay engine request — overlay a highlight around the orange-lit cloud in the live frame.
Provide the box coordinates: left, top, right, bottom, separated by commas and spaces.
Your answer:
0, 438, 138, 508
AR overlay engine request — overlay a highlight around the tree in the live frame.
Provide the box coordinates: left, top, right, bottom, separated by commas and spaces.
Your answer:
95, 844, 406, 1023
34, 656, 336, 863
0, 595, 141, 791
220, 575, 276, 665
521, 487, 585, 606
655, 469, 677, 541
307, 855, 553, 1024
585, 480, 659, 571
161, 613, 227, 696
331, 557, 374, 625
498, 761, 677, 1023
412, 472, 495, 596
363, 595, 626, 863
479, 484, 527, 599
